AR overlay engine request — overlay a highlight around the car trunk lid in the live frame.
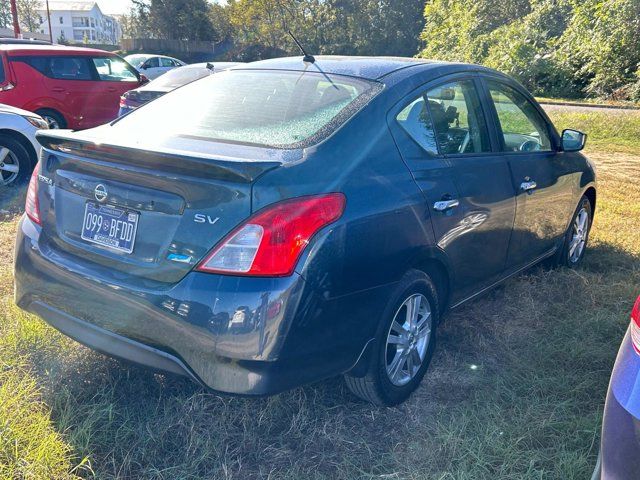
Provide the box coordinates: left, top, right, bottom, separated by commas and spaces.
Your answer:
35, 130, 291, 284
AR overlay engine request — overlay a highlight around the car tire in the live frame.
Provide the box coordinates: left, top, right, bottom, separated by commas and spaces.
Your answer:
344, 270, 439, 406
558, 195, 593, 268
35, 109, 66, 129
0, 134, 33, 186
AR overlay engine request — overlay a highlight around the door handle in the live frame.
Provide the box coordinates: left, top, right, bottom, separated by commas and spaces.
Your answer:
520, 180, 537, 192
107, 87, 117, 92
51, 87, 65, 93
433, 199, 460, 212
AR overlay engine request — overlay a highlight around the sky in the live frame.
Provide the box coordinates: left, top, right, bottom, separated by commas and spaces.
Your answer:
96, 0, 133, 15
95, 0, 225, 15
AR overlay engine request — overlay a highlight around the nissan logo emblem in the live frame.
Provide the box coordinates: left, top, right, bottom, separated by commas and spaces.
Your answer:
94, 184, 108, 203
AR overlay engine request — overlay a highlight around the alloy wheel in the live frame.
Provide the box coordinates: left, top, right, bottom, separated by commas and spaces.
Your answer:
0, 146, 20, 186
568, 207, 589, 263
385, 293, 432, 386
43, 115, 60, 129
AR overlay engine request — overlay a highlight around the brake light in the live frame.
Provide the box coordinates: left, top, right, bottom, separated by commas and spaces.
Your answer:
631, 296, 640, 354
119, 96, 127, 107
25, 164, 41, 225
197, 193, 346, 276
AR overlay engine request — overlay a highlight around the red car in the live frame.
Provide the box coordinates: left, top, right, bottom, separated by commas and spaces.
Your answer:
0, 44, 144, 130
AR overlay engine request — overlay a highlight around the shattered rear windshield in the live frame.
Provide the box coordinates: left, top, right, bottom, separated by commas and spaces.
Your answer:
112, 69, 381, 148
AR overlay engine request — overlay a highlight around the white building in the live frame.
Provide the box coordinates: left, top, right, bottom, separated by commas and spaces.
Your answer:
37, 1, 122, 45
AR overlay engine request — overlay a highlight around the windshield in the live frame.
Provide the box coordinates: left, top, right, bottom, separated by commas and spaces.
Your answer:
111, 70, 380, 148
149, 66, 211, 89
124, 54, 149, 67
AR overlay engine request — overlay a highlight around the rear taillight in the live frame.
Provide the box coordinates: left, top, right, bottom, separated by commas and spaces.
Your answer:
25, 164, 41, 225
119, 96, 127, 107
631, 296, 640, 354
197, 193, 346, 277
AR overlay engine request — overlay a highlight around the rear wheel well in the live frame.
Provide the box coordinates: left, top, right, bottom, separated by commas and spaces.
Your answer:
34, 108, 67, 129
0, 129, 37, 167
414, 259, 450, 317
584, 187, 596, 213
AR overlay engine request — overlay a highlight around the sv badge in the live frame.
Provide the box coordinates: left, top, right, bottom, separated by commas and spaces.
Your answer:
194, 214, 220, 225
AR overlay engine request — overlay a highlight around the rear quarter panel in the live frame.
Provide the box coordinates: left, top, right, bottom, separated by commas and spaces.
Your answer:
251, 91, 436, 361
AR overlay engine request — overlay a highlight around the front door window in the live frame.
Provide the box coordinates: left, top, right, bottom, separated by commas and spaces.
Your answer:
487, 81, 552, 152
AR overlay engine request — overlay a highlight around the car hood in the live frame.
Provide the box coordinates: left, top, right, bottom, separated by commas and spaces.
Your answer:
0, 103, 40, 118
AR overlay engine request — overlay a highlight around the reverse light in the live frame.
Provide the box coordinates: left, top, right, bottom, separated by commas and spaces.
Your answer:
25, 164, 41, 225
630, 296, 640, 354
197, 193, 346, 276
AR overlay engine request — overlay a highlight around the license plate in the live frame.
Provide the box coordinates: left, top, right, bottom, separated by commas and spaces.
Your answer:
81, 202, 139, 254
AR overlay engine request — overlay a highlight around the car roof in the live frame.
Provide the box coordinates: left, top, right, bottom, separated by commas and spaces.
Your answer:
127, 54, 179, 60
186, 62, 243, 69
241, 56, 445, 80
0, 43, 114, 56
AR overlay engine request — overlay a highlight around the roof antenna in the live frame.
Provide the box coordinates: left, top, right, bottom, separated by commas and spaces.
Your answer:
287, 31, 315, 64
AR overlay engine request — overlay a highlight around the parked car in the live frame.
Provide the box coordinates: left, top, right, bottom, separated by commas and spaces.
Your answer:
15, 56, 596, 406
118, 62, 242, 116
0, 103, 47, 186
0, 44, 145, 130
593, 295, 640, 479
124, 54, 186, 80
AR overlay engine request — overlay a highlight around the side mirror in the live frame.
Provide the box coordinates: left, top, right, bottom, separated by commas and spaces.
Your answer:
561, 129, 586, 152
141, 63, 149, 70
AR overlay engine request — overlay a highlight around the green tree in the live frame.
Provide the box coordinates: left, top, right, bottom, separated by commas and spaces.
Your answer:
0, 0, 12, 29
558, 0, 640, 97
124, 0, 220, 41
17, 0, 42, 32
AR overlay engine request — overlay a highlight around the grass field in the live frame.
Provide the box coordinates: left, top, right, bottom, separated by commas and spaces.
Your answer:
1, 110, 639, 479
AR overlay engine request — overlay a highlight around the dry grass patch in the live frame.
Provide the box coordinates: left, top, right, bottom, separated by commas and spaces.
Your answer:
0, 134, 638, 478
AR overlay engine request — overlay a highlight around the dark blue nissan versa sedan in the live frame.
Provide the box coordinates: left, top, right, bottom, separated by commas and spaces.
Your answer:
15, 57, 596, 405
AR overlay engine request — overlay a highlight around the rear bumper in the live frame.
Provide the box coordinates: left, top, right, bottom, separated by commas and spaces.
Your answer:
28, 300, 204, 384
15, 215, 377, 395
599, 331, 640, 479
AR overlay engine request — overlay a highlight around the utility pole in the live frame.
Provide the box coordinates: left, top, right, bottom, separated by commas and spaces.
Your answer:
45, 0, 53, 43
10, 0, 22, 39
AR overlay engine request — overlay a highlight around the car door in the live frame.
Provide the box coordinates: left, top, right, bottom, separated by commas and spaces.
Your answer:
159, 57, 178, 76
389, 76, 516, 301
141, 56, 161, 79
481, 78, 576, 268
40, 55, 101, 128
90, 56, 141, 125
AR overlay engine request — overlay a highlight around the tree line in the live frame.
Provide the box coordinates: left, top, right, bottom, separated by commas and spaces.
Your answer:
123, 0, 640, 101
2, 0, 638, 100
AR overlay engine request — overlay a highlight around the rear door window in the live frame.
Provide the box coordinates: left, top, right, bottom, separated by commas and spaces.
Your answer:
48, 56, 92, 80
16, 56, 93, 80
396, 80, 491, 155
92, 57, 138, 81
160, 58, 175, 67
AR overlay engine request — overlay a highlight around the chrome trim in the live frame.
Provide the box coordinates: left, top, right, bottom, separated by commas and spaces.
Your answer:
520, 180, 537, 192
433, 199, 460, 212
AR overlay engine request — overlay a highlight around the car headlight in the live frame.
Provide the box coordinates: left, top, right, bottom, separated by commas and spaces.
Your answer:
24, 116, 49, 130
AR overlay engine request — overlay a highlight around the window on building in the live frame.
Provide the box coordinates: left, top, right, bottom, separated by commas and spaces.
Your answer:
59, 17, 63, 24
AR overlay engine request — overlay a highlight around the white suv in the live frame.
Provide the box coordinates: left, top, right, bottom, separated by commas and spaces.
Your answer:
0, 104, 47, 187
